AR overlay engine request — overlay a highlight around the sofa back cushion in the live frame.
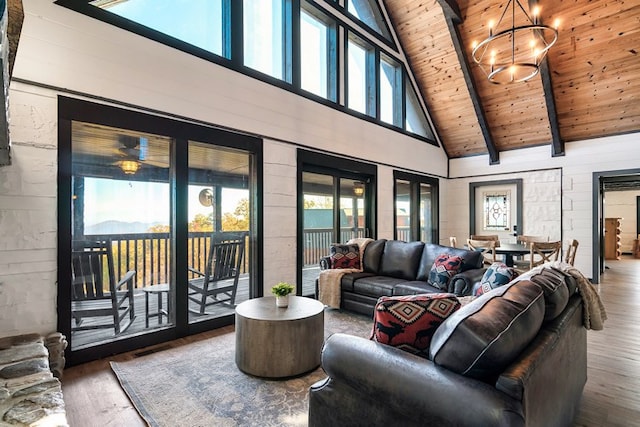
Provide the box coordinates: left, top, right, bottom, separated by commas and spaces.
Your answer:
379, 240, 425, 281
528, 268, 570, 321
361, 239, 386, 274
416, 244, 483, 281
429, 279, 545, 382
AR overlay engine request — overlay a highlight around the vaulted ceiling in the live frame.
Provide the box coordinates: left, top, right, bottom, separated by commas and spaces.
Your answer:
385, 0, 640, 164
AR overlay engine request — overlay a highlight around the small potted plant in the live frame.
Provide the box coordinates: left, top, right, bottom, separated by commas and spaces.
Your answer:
271, 282, 295, 307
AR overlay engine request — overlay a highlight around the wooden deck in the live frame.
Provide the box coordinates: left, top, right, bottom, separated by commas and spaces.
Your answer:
71, 267, 320, 349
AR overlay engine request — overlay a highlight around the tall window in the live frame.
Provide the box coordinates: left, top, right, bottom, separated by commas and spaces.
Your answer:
347, 33, 374, 117
70, 0, 438, 141
300, 3, 337, 101
406, 82, 434, 139
243, 0, 286, 80
380, 53, 402, 126
95, 0, 228, 57
347, 0, 391, 40
394, 171, 438, 243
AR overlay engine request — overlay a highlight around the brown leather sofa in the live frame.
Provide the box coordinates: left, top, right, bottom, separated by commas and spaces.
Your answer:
309, 266, 587, 427
319, 239, 486, 317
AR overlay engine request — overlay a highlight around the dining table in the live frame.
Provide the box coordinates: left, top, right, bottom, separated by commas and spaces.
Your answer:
494, 242, 533, 267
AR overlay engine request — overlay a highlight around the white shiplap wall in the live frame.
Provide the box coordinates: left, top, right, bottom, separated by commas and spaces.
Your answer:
449, 134, 640, 279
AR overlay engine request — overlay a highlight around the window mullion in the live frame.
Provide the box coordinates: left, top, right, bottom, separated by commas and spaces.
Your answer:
230, 0, 243, 67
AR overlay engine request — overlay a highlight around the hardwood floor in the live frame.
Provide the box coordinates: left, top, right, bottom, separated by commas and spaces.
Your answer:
61, 259, 640, 427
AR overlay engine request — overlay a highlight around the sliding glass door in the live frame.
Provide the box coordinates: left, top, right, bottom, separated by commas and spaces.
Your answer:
59, 98, 261, 364
394, 171, 438, 243
298, 151, 376, 297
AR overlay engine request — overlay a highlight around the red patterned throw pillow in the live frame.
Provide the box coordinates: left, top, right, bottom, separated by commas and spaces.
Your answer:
428, 254, 463, 290
330, 243, 360, 269
371, 294, 461, 358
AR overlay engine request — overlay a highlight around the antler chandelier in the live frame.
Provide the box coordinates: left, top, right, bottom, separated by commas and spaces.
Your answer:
471, 0, 559, 84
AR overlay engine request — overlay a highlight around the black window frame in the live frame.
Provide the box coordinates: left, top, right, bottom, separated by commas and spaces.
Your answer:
57, 96, 263, 365
54, 0, 439, 145
393, 170, 439, 243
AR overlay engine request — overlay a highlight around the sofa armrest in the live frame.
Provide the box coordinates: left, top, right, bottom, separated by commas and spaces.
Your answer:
319, 256, 331, 270
318, 333, 524, 426
448, 267, 486, 296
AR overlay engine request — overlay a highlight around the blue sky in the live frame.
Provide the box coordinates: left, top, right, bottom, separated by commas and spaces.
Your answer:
84, 178, 247, 226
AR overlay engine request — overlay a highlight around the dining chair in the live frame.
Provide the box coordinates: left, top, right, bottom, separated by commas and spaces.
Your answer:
449, 236, 457, 248
564, 239, 579, 266
470, 234, 499, 242
188, 231, 247, 314
516, 235, 548, 246
528, 241, 562, 269
466, 238, 497, 266
71, 240, 136, 335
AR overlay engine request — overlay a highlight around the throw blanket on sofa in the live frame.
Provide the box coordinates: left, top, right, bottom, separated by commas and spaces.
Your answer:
529, 261, 607, 330
318, 238, 374, 309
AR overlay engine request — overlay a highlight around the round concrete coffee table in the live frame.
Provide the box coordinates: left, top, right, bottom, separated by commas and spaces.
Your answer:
235, 296, 325, 378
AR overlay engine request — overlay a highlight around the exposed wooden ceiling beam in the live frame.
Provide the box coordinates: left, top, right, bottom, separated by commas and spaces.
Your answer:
528, 0, 563, 157
438, 0, 500, 164
539, 59, 564, 157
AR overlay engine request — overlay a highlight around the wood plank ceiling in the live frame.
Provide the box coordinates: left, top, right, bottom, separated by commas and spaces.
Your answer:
385, 0, 640, 163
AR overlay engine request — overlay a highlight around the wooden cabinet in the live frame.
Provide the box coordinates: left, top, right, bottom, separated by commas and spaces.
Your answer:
604, 217, 622, 260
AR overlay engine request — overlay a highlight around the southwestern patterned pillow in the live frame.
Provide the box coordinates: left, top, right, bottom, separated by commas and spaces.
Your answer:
330, 244, 361, 269
428, 254, 463, 290
371, 294, 461, 358
475, 262, 519, 296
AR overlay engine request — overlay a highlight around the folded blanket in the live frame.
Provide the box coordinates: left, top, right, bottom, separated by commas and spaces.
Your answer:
528, 261, 607, 330
318, 238, 374, 309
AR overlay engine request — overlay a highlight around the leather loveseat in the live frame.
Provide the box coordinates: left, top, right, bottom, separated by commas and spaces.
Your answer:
309, 265, 587, 427
319, 239, 485, 317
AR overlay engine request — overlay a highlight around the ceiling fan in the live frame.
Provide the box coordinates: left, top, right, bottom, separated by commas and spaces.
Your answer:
113, 134, 167, 174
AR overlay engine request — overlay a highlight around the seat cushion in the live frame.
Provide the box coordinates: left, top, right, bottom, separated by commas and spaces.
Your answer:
352, 276, 407, 298
393, 281, 442, 296
428, 254, 463, 290
429, 279, 545, 381
371, 294, 461, 358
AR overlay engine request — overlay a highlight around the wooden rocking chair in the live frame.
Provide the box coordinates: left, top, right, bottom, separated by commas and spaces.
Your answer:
188, 231, 247, 314
71, 240, 136, 335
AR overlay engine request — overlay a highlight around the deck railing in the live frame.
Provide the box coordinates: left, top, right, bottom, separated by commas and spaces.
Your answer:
84, 228, 380, 290
84, 231, 249, 289
302, 228, 368, 267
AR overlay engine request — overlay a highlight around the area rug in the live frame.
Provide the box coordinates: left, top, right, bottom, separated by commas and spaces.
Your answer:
110, 308, 373, 427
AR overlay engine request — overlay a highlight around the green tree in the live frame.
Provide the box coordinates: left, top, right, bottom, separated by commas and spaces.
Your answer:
222, 198, 249, 231
189, 213, 213, 231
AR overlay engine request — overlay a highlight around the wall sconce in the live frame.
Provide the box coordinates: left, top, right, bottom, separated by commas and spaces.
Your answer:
353, 181, 365, 197
120, 160, 140, 175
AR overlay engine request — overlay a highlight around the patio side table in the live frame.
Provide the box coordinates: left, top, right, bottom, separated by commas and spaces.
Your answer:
142, 283, 171, 327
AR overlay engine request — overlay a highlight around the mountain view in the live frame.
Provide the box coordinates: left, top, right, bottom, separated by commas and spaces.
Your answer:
84, 220, 164, 235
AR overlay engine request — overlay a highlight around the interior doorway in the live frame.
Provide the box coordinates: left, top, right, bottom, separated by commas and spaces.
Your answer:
592, 169, 640, 284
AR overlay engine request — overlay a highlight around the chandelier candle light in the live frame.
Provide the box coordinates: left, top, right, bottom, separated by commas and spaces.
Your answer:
471, 0, 559, 84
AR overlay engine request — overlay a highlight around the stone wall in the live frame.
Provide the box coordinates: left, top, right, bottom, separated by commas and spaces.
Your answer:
0, 333, 68, 426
